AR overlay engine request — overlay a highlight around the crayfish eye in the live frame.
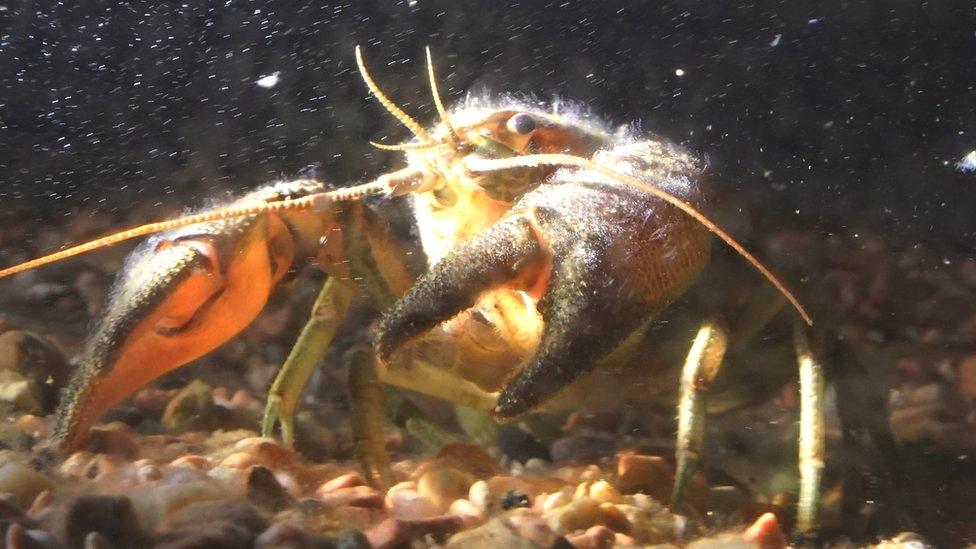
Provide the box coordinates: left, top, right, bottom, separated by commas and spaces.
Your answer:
506, 113, 536, 135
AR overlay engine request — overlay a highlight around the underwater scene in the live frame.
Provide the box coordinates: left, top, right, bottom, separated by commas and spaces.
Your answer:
0, 1, 975, 547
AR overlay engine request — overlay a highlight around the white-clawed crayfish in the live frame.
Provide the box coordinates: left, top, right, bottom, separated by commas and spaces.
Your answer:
0, 47, 826, 534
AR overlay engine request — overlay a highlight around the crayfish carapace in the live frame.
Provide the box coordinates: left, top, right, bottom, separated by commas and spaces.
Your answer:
0, 47, 824, 533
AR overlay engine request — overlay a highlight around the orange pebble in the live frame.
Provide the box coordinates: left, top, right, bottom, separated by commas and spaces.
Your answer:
743, 512, 787, 549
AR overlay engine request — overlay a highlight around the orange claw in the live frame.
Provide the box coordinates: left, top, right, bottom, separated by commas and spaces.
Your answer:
52, 210, 296, 449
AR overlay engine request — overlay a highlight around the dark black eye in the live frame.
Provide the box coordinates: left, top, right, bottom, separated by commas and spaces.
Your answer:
506, 113, 536, 135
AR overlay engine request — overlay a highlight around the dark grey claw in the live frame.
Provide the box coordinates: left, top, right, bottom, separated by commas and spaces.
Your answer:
374, 218, 544, 361
494, 242, 649, 417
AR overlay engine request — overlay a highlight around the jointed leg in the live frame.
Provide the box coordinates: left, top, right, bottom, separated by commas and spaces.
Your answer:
262, 277, 356, 448
671, 318, 729, 511
376, 352, 498, 411
347, 348, 394, 487
794, 317, 825, 534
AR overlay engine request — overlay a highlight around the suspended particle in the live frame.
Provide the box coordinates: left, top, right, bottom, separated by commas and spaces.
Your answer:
256, 72, 281, 89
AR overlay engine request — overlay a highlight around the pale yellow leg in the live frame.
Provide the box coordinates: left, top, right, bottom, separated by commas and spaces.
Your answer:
347, 347, 394, 487
794, 316, 825, 534
262, 277, 356, 448
377, 351, 498, 412
671, 318, 729, 511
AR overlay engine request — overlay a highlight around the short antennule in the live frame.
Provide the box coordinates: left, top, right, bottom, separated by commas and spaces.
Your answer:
424, 46, 461, 150
355, 45, 434, 145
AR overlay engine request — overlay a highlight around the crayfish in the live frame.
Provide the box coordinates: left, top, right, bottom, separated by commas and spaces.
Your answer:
0, 47, 825, 533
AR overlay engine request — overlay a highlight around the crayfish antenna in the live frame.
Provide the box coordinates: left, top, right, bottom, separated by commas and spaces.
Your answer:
369, 141, 450, 152
463, 153, 813, 326
355, 45, 435, 146
424, 46, 461, 150
0, 181, 391, 279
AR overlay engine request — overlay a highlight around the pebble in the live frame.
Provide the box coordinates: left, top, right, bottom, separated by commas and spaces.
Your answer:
588, 480, 622, 504
27, 490, 52, 518
365, 515, 464, 549
14, 415, 48, 439
957, 355, 976, 399
220, 438, 296, 470
272, 471, 303, 499
448, 498, 484, 527
686, 535, 756, 548
329, 505, 375, 532
742, 512, 787, 549
81, 426, 139, 460
53, 494, 144, 549
162, 380, 220, 433
83, 531, 114, 549
159, 467, 209, 488
0, 494, 24, 519
0, 330, 69, 414
416, 467, 473, 511
446, 516, 541, 548
206, 465, 245, 488
169, 455, 212, 471
163, 500, 268, 539
6, 522, 66, 549
468, 476, 536, 514
615, 496, 677, 544
0, 462, 54, 508
384, 487, 437, 518
424, 443, 501, 478
333, 528, 370, 549
0, 424, 33, 452
133, 459, 162, 483
567, 525, 616, 549
153, 521, 254, 549
0, 370, 44, 415
246, 465, 291, 512
58, 452, 94, 479
544, 496, 603, 533
506, 509, 560, 546
136, 480, 227, 527
537, 490, 567, 515
132, 388, 176, 415
615, 452, 673, 501
317, 472, 365, 493
254, 522, 335, 548
315, 486, 384, 510
468, 480, 490, 512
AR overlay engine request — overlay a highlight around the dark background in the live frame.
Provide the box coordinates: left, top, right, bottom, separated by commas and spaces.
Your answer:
1, 0, 974, 254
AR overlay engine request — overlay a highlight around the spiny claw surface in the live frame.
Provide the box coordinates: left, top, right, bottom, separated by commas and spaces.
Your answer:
376, 141, 713, 417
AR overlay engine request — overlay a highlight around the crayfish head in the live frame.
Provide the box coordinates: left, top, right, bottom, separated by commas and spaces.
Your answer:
430, 108, 610, 202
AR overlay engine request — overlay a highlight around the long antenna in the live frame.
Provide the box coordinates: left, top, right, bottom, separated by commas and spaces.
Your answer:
464, 154, 813, 325
369, 141, 450, 152
0, 180, 390, 279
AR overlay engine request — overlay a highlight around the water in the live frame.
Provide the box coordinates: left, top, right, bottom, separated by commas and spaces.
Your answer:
0, 1, 974, 546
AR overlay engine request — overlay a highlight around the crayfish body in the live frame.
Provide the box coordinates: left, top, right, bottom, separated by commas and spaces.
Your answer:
0, 46, 822, 534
